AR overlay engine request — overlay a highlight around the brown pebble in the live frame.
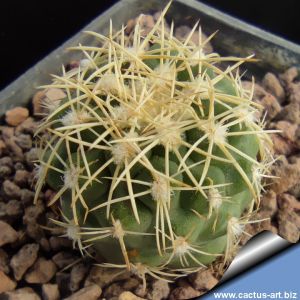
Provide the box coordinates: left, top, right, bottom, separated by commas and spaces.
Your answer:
278, 219, 299, 243
153, 11, 170, 31
14, 161, 25, 170
84, 266, 130, 288
20, 189, 35, 205
23, 204, 45, 224
122, 278, 140, 290
288, 181, 300, 198
3, 287, 41, 300
69, 263, 89, 292
280, 67, 298, 84
296, 127, 300, 148
64, 284, 102, 300
15, 117, 38, 135
149, 279, 170, 300
119, 291, 146, 300
260, 190, 278, 217
3, 180, 21, 199
32, 88, 65, 117
0, 156, 13, 168
25, 257, 57, 284
32, 90, 46, 116
5, 200, 23, 218
5, 107, 29, 126
169, 285, 202, 300
0, 248, 10, 274
14, 133, 32, 150
288, 82, 300, 103
125, 19, 136, 34
10, 229, 28, 249
0, 270, 17, 293
262, 72, 285, 103
0, 139, 6, 155
125, 15, 155, 36
271, 159, 300, 194
103, 282, 125, 298
1, 127, 23, 160
10, 243, 39, 280
260, 93, 281, 120
52, 251, 78, 269
56, 272, 71, 296
0, 165, 12, 177
39, 237, 51, 252
270, 133, 295, 156
251, 213, 272, 233
273, 121, 298, 141
0, 220, 18, 246
189, 269, 218, 291
277, 193, 300, 211
276, 102, 300, 124
42, 283, 60, 300
278, 209, 300, 229
45, 88, 66, 101
14, 169, 30, 187
0, 202, 6, 217
26, 223, 44, 241
49, 236, 72, 251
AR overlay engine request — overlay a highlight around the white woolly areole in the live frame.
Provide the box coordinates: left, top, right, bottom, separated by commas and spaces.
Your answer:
203, 122, 228, 144
236, 107, 257, 125
112, 219, 125, 239
187, 75, 210, 94
252, 164, 263, 184
124, 47, 144, 60
151, 176, 170, 203
61, 110, 91, 126
131, 263, 147, 277
63, 166, 80, 189
161, 128, 183, 150
34, 163, 45, 181
228, 217, 244, 238
112, 104, 138, 128
113, 105, 130, 120
152, 63, 175, 87
173, 236, 189, 255
156, 119, 184, 150
214, 124, 228, 144
66, 221, 80, 243
79, 58, 92, 69
111, 132, 138, 165
208, 187, 223, 209
126, 47, 138, 56
98, 74, 119, 93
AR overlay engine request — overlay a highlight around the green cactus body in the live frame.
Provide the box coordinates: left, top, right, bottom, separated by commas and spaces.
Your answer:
35, 3, 273, 285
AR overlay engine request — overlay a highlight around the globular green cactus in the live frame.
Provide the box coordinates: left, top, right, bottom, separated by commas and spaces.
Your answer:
35, 3, 274, 287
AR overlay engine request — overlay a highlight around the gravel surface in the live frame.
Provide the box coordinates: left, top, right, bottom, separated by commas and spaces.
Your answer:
0, 13, 299, 300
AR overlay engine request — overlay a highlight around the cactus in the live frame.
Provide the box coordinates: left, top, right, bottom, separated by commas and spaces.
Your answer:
35, 3, 274, 287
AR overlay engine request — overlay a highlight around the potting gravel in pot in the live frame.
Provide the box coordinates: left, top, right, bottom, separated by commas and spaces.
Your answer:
0, 2, 299, 300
